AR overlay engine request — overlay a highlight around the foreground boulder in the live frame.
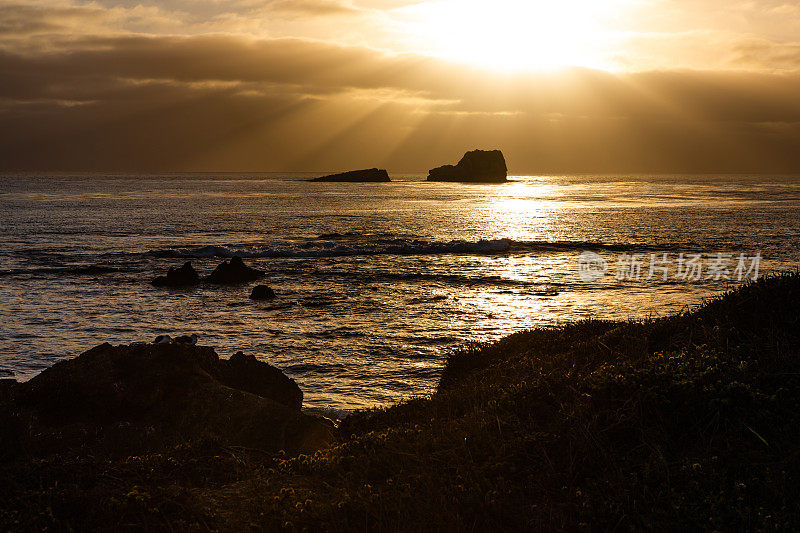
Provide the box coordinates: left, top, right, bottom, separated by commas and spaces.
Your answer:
311, 168, 391, 182
206, 257, 265, 284
250, 285, 276, 300
0, 343, 332, 458
151, 261, 200, 287
224, 351, 300, 407
427, 149, 508, 183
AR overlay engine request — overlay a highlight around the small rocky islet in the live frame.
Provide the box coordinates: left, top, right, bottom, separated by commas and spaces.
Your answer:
427, 149, 508, 183
310, 168, 391, 182
309, 149, 509, 183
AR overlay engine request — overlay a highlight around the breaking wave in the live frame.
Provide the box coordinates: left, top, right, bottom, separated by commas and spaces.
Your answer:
151, 237, 675, 260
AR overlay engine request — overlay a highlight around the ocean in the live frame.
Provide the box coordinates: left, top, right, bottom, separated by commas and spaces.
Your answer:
1, 173, 798, 411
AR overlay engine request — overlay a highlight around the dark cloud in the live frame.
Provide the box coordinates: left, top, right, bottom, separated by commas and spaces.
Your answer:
266, 0, 360, 16
0, 4, 110, 37
0, 35, 434, 95
1, 34, 799, 172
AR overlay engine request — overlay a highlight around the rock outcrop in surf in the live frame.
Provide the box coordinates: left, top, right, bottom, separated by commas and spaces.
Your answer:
206, 257, 265, 284
151, 261, 200, 287
311, 168, 391, 182
427, 150, 508, 183
250, 285, 276, 300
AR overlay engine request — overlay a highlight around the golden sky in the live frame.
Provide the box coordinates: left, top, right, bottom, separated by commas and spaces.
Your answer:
1, 0, 800, 172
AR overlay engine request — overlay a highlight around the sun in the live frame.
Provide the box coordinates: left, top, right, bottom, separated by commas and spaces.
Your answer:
396, 0, 632, 71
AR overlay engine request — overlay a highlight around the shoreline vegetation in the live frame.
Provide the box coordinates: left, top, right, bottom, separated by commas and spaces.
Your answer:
2, 273, 800, 529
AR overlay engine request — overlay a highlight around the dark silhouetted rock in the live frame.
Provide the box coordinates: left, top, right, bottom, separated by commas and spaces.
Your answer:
223, 351, 301, 410
206, 257, 265, 284
2, 343, 332, 457
151, 261, 200, 287
250, 285, 276, 300
311, 168, 391, 182
0, 378, 16, 400
427, 149, 508, 183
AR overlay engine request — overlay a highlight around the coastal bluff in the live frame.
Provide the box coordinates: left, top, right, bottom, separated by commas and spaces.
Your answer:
2, 274, 800, 529
311, 168, 391, 182
427, 149, 508, 183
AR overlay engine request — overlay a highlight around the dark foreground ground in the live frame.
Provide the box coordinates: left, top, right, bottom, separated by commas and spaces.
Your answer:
2, 273, 800, 530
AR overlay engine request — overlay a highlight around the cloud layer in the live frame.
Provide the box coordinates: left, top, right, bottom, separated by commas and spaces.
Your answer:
1, 1, 800, 172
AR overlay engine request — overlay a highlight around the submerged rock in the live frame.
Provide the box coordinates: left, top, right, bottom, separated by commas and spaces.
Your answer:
151, 261, 200, 287
206, 257, 265, 284
250, 285, 277, 300
427, 149, 508, 183
311, 168, 391, 183
1, 342, 332, 457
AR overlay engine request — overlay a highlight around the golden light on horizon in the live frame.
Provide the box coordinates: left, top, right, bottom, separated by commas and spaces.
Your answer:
397, 0, 636, 71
